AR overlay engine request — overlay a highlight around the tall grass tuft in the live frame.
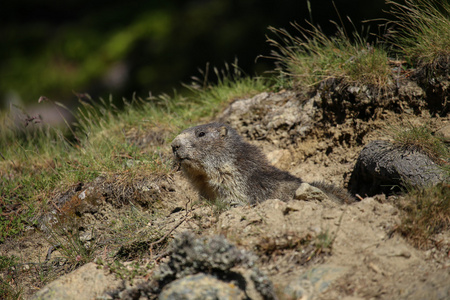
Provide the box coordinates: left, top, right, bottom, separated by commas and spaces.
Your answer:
397, 183, 450, 248
391, 123, 449, 166
267, 21, 392, 88
0, 103, 72, 243
386, 0, 450, 70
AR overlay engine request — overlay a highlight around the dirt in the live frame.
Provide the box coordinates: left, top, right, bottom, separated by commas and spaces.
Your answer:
1, 77, 449, 299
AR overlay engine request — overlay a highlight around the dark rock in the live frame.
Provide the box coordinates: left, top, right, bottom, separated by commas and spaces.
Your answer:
349, 140, 446, 196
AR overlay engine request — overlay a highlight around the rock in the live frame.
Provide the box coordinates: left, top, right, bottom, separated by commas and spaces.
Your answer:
153, 232, 256, 283
294, 183, 328, 201
435, 124, 450, 142
109, 232, 277, 300
31, 262, 121, 300
349, 140, 446, 196
218, 91, 316, 148
218, 198, 341, 252
159, 274, 246, 300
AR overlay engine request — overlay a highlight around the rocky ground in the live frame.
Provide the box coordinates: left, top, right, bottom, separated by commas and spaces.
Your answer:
1, 76, 449, 299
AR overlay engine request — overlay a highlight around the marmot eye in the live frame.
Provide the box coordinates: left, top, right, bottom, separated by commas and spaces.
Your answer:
198, 132, 205, 137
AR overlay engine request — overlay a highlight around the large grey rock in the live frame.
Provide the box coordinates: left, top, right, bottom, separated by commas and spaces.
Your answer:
349, 140, 447, 196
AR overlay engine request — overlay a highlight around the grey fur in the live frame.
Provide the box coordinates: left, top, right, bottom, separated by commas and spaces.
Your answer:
171, 122, 352, 205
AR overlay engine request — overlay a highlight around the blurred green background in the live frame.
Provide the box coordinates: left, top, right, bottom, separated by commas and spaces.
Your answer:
0, 0, 389, 112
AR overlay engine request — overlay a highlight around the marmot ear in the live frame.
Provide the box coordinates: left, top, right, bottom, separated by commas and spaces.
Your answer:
219, 125, 228, 137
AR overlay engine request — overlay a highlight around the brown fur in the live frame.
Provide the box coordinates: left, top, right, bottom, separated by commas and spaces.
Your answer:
171, 122, 352, 205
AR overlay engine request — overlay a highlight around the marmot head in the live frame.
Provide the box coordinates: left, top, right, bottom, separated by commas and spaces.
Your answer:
171, 122, 240, 175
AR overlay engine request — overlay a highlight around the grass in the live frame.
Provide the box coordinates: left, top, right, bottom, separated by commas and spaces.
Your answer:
183, 61, 269, 122
386, 0, 450, 70
43, 215, 96, 266
268, 0, 450, 90
267, 21, 392, 88
0, 255, 22, 300
391, 123, 450, 166
107, 204, 165, 260
1, 1, 449, 296
0, 65, 267, 297
396, 183, 450, 248
0, 63, 267, 242
389, 123, 449, 248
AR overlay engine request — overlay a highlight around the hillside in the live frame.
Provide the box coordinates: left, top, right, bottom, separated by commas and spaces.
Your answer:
1, 1, 449, 299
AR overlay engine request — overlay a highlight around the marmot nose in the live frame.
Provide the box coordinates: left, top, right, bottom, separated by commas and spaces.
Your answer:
171, 139, 181, 155
172, 144, 179, 154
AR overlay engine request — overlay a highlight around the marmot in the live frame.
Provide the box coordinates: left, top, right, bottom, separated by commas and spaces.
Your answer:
171, 122, 352, 205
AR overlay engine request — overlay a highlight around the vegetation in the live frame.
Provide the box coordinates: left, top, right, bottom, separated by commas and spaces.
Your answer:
1, 0, 449, 298
267, 22, 392, 88
185, 62, 269, 120
396, 184, 450, 248
267, 0, 450, 89
390, 123, 449, 249
387, 0, 450, 70
0, 65, 267, 242
391, 123, 450, 165
0, 255, 21, 300
5, 0, 358, 108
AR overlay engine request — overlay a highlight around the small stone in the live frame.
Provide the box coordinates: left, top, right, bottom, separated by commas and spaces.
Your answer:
398, 251, 412, 259
78, 190, 86, 200
294, 183, 328, 202
79, 231, 93, 242
435, 125, 450, 141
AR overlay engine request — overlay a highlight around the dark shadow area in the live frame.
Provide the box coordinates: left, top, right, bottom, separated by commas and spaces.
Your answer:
1, 0, 390, 109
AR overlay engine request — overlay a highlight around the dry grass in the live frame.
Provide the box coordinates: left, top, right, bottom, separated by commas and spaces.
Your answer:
396, 183, 450, 248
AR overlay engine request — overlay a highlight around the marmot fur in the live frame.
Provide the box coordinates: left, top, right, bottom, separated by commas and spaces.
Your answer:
171, 122, 352, 205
